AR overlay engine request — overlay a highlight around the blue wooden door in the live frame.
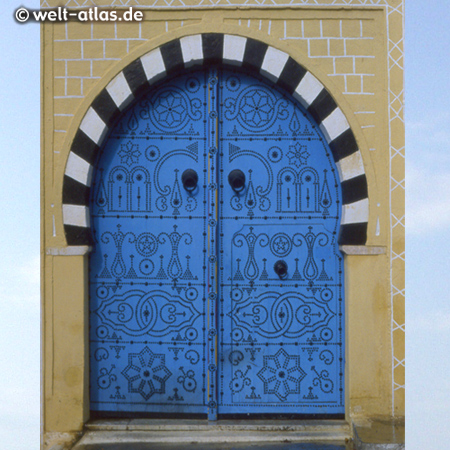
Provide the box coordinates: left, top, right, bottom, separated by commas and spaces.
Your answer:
217, 71, 344, 415
89, 71, 211, 415
89, 68, 344, 417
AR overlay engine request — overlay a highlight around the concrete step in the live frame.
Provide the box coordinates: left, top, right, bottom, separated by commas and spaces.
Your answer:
73, 436, 351, 450
86, 419, 351, 434
71, 420, 352, 449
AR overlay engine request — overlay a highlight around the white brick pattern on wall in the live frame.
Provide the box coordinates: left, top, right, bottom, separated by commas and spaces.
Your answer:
281, 19, 375, 96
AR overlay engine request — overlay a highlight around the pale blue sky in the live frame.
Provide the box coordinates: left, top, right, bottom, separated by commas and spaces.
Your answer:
406, 2, 450, 448
0, 1, 448, 448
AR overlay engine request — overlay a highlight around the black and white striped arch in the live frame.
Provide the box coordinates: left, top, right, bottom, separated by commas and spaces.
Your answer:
62, 33, 369, 247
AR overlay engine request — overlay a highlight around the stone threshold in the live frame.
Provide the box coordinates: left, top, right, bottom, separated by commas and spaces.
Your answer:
86, 418, 351, 433
71, 419, 352, 448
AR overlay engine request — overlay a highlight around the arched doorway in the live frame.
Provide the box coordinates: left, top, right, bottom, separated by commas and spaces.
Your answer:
88, 66, 344, 419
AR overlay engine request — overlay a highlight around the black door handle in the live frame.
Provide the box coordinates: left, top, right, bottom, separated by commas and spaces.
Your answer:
181, 169, 198, 193
274, 260, 288, 279
228, 169, 246, 193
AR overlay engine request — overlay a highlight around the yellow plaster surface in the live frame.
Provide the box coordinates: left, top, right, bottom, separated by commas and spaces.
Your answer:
345, 254, 391, 416
43, 255, 89, 432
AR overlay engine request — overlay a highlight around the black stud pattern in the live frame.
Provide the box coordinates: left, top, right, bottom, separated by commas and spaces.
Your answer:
88, 68, 346, 415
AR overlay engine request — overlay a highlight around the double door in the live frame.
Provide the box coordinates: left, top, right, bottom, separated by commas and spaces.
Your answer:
89, 68, 344, 417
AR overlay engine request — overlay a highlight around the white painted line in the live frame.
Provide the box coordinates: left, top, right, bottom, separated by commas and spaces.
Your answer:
79, 107, 107, 145
341, 198, 369, 224
336, 151, 365, 182
65, 152, 93, 187
46, 246, 92, 256
319, 107, 350, 143
62, 204, 90, 228
106, 72, 133, 111
260, 46, 289, 82
223, 35, 246, 66
140, 48, 166, 84
180, 34, 203, 68
293, 72, 323, 108
339, 245, 385, 255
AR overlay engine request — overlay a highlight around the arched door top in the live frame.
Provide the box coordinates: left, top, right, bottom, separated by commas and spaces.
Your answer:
62, 33, 368, 247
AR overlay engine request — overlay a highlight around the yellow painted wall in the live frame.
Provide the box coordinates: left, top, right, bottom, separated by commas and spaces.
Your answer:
41, 2, 404, 448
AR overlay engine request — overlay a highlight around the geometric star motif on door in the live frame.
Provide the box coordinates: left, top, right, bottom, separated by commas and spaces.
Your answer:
241, 90, 272, 127
257, 348, 306, 401
118, 140, 141, 166
287, 142, 309, 168
122, 347, 172, 400
155, 92, 187, 127
270, 233, 292, 257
